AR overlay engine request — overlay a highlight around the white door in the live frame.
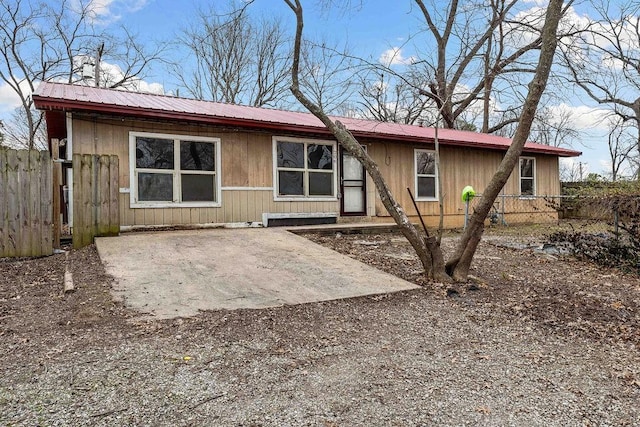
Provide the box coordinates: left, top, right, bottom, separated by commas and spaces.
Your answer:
340, 150, 366, 215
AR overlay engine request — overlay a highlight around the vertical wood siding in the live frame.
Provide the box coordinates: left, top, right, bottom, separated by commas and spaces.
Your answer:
71, 115, 562, 227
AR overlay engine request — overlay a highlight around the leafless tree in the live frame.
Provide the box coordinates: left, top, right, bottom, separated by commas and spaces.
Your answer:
559, 159, 583, 182
529, 105, 579, 147
561, 0, 640, 172
412, 0, 572, 134
284, 0, 565, 282
0, 0, 165, 149
298, 39, 359, 113
607, 117, 637, 181
174, 1, 291, 108
357, 71, 436, 125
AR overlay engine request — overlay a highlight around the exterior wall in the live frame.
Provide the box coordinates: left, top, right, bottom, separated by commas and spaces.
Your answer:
70, 114, 561, 228
365, 140, 560, 227
70, 115, 338, 227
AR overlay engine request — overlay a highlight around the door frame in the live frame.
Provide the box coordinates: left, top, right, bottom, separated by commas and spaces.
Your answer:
339, 147, 367, 216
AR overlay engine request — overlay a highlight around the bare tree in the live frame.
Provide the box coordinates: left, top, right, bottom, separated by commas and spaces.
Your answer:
284, 0, 565, 282
607, 117, 637, 181
561, 0, 640, 171
529, 105, 579, 147
0, 0, 165, 149
175, 1, 291, 107
298, 39, 358, 113
357, 71, 436, 125
412, 0, 566, 133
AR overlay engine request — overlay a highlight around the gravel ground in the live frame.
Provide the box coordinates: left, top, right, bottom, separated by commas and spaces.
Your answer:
1, 224, 639, 426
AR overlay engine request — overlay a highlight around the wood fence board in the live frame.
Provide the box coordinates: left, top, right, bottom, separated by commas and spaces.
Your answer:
72, 153, 120, 248
109, 155, 119, 235
0, 148, 52, 258
7, 150, 20, 257
39, 151, 53, 256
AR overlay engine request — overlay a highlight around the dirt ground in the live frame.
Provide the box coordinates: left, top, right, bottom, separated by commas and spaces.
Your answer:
1, 221, 639, 426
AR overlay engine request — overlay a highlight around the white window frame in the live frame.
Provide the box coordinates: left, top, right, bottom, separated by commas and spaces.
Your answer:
129, 131, 221, 208
414, 149, 438, 201
272, 136, 338, 202
519, 156, 536, 197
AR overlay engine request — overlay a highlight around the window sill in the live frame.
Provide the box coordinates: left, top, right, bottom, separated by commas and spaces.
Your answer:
130, 201, 222, 209
274, 196, 338, 202
415, 197, 439, 202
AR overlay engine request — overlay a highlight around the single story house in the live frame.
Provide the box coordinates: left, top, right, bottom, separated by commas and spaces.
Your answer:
33, 82, 580, 231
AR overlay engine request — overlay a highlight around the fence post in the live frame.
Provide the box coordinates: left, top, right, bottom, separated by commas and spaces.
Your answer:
464, 198, 469, 230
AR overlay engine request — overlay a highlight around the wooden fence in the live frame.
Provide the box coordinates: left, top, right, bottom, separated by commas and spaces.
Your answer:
0, 148, 53, 257
72, 154, 119, 248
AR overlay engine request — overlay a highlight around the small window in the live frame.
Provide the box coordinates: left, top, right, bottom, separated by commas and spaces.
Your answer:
274, 137, 336, 200
415, 149, 437, 200
519, 157, 535, 196
130, 132, 220, 207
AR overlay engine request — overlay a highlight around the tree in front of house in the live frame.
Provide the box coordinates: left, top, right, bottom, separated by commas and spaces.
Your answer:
284, 0, 566, 282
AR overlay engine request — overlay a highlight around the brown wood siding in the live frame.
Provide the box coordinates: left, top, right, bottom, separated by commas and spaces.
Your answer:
366, 141, 561, 221
71, 115, 561, 227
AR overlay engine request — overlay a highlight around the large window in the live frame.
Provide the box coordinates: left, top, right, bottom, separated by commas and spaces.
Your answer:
415, 149, 437, 200
130, 132, 220, 207
519, 157, 536, 196
273, 137, 336, 200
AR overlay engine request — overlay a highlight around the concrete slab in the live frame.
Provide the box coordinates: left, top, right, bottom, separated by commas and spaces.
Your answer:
95, 228, 419, 319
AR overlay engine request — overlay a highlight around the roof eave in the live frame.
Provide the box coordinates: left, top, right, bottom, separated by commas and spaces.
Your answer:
32, 94, 582, 157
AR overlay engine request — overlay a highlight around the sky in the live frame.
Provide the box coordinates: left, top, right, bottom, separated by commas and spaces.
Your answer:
0, 0, 634, 178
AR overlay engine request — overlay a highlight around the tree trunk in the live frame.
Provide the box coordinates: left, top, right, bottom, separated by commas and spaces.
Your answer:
446, 0, 565, 281
285, 0, 451, 281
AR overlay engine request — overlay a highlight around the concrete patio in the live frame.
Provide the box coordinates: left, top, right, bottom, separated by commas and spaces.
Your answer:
95, 227, 419, 319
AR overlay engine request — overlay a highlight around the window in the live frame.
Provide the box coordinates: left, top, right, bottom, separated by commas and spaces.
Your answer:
273, 137, 336, 200
130, 132, 220, 207
415, 149, 437, 200
519, 157, 536, 196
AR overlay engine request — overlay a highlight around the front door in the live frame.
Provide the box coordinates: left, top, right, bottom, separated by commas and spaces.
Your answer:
340, 149, 366, 215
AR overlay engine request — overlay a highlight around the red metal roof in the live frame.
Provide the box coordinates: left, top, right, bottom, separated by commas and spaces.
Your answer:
33, 82, 581, 157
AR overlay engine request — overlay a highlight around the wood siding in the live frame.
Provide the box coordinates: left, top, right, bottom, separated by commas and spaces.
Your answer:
71, 116, 337, 226
71, 115, 561, 227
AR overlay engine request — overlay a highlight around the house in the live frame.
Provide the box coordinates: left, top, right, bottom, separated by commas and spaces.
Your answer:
33, 82, 580, 232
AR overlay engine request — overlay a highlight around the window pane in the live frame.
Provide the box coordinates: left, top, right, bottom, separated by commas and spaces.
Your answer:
136, 137, 174, 169
309, 172, 333, 196
521, 178, 534, 196
308, 144, 333, 170
278, 171, 304, 195
181, 174, 215, 202
277, 142, 304, 168
520, 158, 534, 178
138, 173, 173, 201
417, 176, 436, 198
180, 141, 215, 171
417, 151, 435, 175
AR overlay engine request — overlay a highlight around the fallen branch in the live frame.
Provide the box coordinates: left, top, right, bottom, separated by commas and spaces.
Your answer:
63, 252, 75, 293
90, 407, 128, 418
189, 393, 224, 410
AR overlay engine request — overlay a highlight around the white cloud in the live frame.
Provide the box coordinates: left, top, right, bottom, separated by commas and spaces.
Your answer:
79, 0, 150, 24
0, 81, 32, 113
546, 103, 610, 131
378, 47, 416, 67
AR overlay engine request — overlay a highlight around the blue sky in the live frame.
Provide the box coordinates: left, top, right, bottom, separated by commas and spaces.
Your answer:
0, 0, 632, 178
